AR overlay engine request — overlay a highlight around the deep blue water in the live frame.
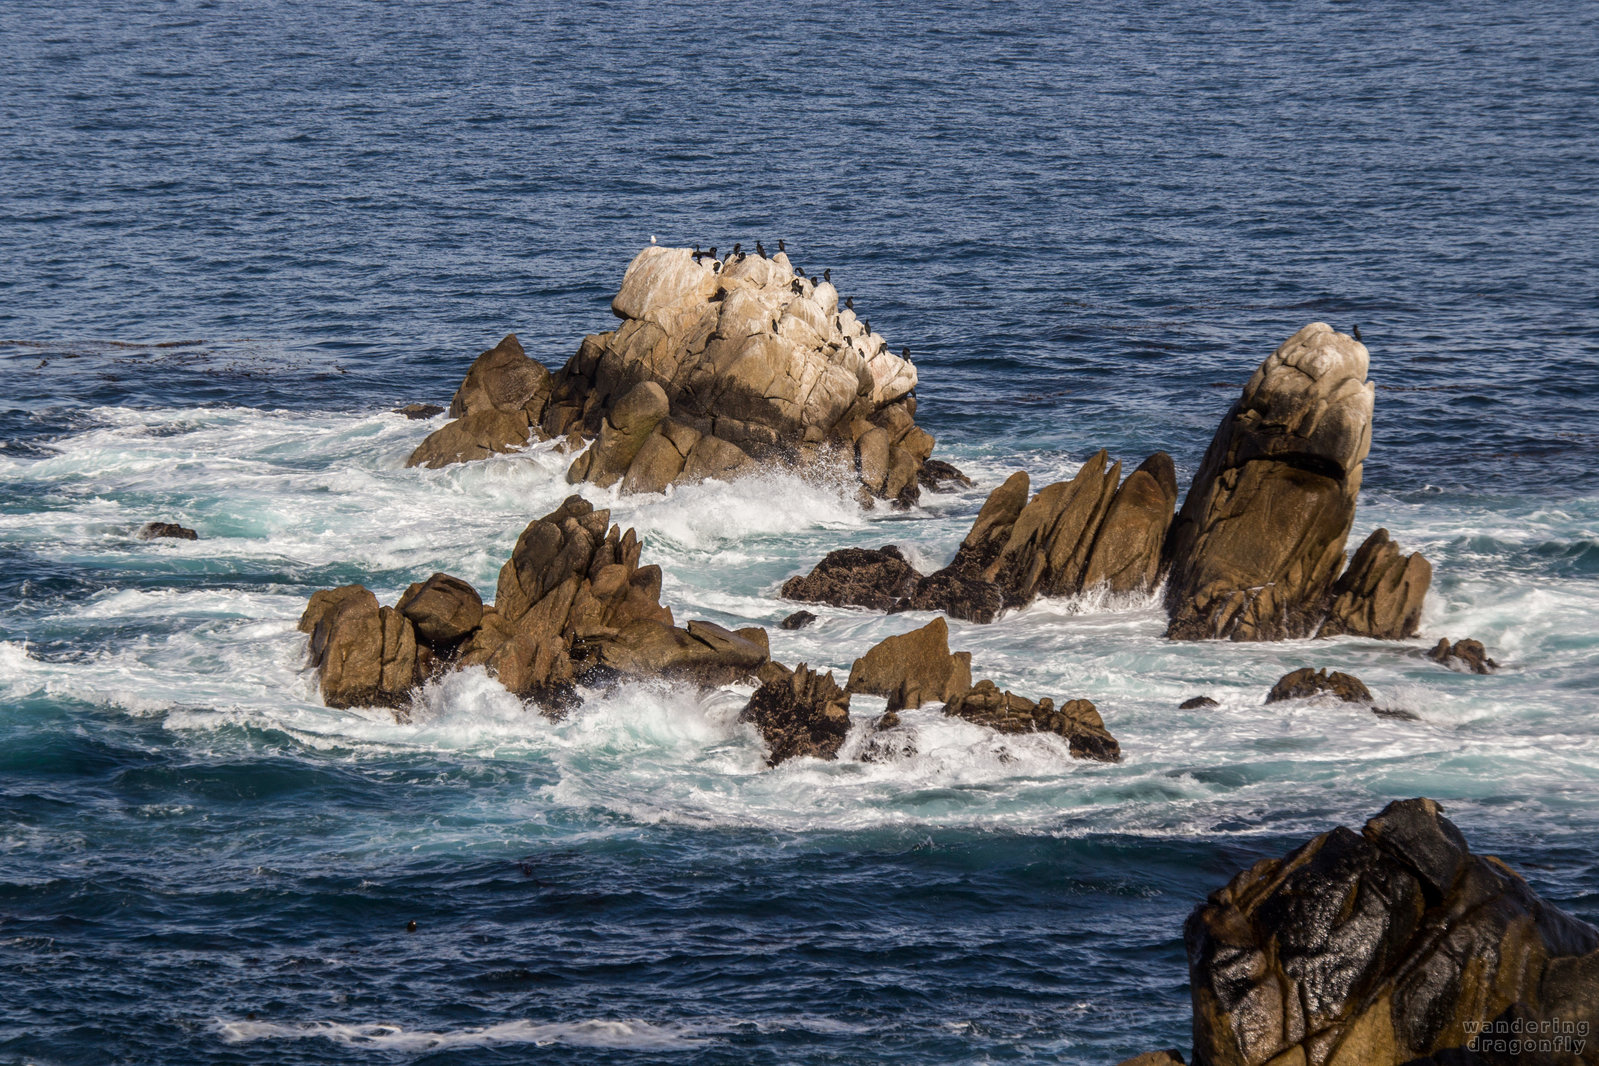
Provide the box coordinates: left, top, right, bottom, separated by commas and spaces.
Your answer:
3, 2, 1598, 1063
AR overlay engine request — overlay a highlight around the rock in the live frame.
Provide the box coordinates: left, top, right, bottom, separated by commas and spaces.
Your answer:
943, 679, 1120, 761
565, 380, 669, 488
538, 246, 940, 500
1114, 1053, 1185, 1066
1166, 323, 1375, 641
1184, 798, 1599, 1066
858, 710, 918, 763
988, 450, 1122, 605
947, 471, 1030, 580
1265, 666, 1373, 704
894, 569, 1005, 624
394, 403, 444, 420
1079, 451, 1178, 595
312, 598, 419, 710
406, 334, 553, 469
1428, 637, 1499, 675
781, 546, 921, 612
1179, 695, 1219, 709
396, 573, 483, 647
780, 610, 817, 630
579, 618, 770, 688
1372, 705, 1421, 721
299, 584, 378, 637
918, 458, 974, 492
138, 521, 197, 541
846, 617, 972, 712
406, 408, 531, 468
739, 663, 852, 766
1320, 528, 1432, 640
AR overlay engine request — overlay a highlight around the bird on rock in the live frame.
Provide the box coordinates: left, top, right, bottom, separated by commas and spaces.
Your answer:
845, 297, 854, 312
692, 244, 703, 259
731, 242, 743, 261
1352, 325, 1363, 342
756, 241, 767, 258
902, 347, 911, 359
823, 269, 831, 283
790, 279, 804, 294
777, 239, 786, 253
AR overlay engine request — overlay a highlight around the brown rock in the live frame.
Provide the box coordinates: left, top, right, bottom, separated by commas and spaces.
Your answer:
579, 618, 769, 688
1166, 323, 1374, 641
138, 521, 198, 541
447, 333, 552, 419
679, 433, 758, 483
918, 458, 974, 492
739, 663, 852, 765
894, 569, 1005, 624
780, 610, 817, 630
394, 403, 444, 420
396, 573, 483, 647
315, 601, 418, 710
299, 584, 378, 638
620, 426, 689, 494
987, 450, 1122, 605
406, 408, 531, 469
1185, 798, 1599, 1066
943, 679, 1120, 761
846, 617, 972, 712
1179, 695, 1219, 709
1427, 637, 1498, 674
566, 380, 670, 488
1265, 666, 1373, 704
1114, 1053, 1185, 1066
947, 471, 1030, 579
1320, 528, 1431, 640
1080, 452, 1178, 594
781, 546, 921, 612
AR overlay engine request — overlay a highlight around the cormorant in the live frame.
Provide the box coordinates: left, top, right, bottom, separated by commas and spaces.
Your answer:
902, 347, 910, 359
777, 239, 786, 253
845, 297, 854, 311
707, 246, 717, 260
1352, 325, 1363, 342
823, 269, 831, 283
791, 279, 804, 294
756, 241, 767, 258
692, 244, 702, 259
731, 242, 742, 259
863, 320, 871, 334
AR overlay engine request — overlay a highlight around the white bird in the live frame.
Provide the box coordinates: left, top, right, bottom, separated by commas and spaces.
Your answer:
649, 235, 657, 244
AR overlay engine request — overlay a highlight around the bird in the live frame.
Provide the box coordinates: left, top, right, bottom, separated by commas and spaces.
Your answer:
790, 279, 804, 294
731, 242, 742, 259
756, 241, 767, 258
777, 239, 786, 253
711, 261, 721, 274
845, 297, 854, 312
406, 920, 417, 933
37, 358, 48, 368
863, 320, 871, 334
650, 235, 657, 244
811, 277, 819, 287
692, 244, 702, 259
823, 269, 831, 283
902, 347, 911, 359
1352, 325, 1363, 342
707, 246, 717, 259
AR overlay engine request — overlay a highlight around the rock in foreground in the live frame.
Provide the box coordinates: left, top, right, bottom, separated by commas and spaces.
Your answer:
846, 617, 972, 712
1180, 798, 1598, 1066
1429, 637, 1499, 675
739, 662, 852, 766
944, 679, 1120, 761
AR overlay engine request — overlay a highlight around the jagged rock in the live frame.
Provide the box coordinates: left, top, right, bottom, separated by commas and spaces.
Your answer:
858, 709, 918, 763
1321, 528, 1432, 640
1179, 695, 1219, 709
1372, 705, 1421, 721
1429, 637, 1499, 675
541, 245, 937, 500
579, 618, 769, 688
1183, 798, 1599, 1066
894, 569, 1005, 624
307, 595, 419, 710
943, 679, 1120, 761
780, 610, 817, 630
947, 471, 1030, 580
396, 573, 483, 647
565, 380, 669, 488
299, 584, 378, 637
1114, 1053, 1185, 1066
1166, 323, 1375, 641
1265, 666, 1373, 704
918, 458, 974, 492
138, 521, 197, 541
407, 335, 552, 468
394, 403, 444, 420
846, 617, 972, 712
739, 662, 851, 766
781, 546, 921, 612
1079, 451, 1177, 594
988, 449, 1122, 606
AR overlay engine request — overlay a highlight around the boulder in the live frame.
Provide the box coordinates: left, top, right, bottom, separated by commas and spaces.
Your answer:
918, 458, 974, 492
310, 597, 418, 710
578, 618, 770, 688
894, 569, 1006, 624
943, 679, 1120, 761
1179, 695, 1219, 709
406, 408, 531, 469
1183, 798, 1599, 1066
781, 546, 921, 612
565, 380, 670, 488
1428, 637, 1499, 675
138, 521, 197, 541
846, 617, 972, 712
299, 584, 378, 637
1320, 528, 1432, 640
739, 662, 852, 766
396, 573, 483, 647
1079, 451, 1178, 595
988, 450, 1122, 606
1166, 323, 1375, 641
1265, 667, 1373, 705
537, 245, 940, 500
406, 334, 552, 469
780, 610, 817, 630
1114, 1054, 1185, 1066
947, 471, 1030, 580
394, 402, 444, 420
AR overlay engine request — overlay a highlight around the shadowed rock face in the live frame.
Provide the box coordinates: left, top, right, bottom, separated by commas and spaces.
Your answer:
846, 616, 972, 712
780, 546, 921, 612
739, 662, 852, 766
1320, 527, 1432, 640
1183, 798, 1599, 1066
943, 680, 1120, 761
1166, 323, 1375, 642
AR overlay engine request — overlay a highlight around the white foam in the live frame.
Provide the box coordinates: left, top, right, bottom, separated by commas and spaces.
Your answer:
215, 1015, 708, 1050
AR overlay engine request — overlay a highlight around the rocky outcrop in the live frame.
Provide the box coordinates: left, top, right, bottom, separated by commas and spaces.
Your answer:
1429, 637, 1499, 675
1181, 798, 1599, 1066
846, 617, 972, 712
1179, 695, 1219, 709
739, 662, 852, 766
139, 521, 197, 540
537, 245, 938, 502
895, 569, 1006, 625
780, 546, 921, 612
1266, 667, 1373, 704
944, 679, 1120, 761
1165, 323, 1375, 641
406, 335, 551, 468
1080, 451, 1179, 595
1320, 528, 1431, 640
394, 403, 444, 420
780, 610, 817, 630
300, 496, 770, 714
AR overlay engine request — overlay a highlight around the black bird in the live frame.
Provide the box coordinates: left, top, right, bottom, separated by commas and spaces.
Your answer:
902, 347, 910, 359
756, 241, 767, 258
707, 246, 717, 260
863, 320, 871, 334
811, 277, 819, 287
1352, 325, 1363, 342
692, 244, 702, 259
823, 269, 831, 283
711, 261, 721, 274
791, 279, 804, 294
406, 920, 417, 933
777, 239, 786, 253
731, 242, 742, 259
845, 297, 854, 312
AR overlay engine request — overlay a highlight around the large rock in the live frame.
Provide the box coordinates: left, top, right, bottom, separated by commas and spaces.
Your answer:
894, 569, 1006, 625
303, 589, 419, 711
1266, 666, 1373, 704
947, 471, 1031, 580
577, 618, 769, 688
405, 408, 532, 469
396, 573, 484, 647
846, 617, 972, 712
1166, 323, 1375, 641
1079, 451, 1178, 595
781, 546, 921, 612
406, 334, 551, 468
1320, 528, 1432, 640
943, 679, 1120, 761
740, 662, 852, 766
988, 449, 1122, 606
1182, 798, 1599, 1066
538, 245, 937, 501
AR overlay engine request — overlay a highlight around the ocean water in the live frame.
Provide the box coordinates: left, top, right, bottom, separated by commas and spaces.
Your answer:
3, 1, 1598, 1063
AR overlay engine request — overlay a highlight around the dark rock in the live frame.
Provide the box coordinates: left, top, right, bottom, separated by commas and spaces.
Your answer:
859, 710, 918, 763
988, 449, 1122, 606
1321, 527, 1432, 640
947, 471, 1030, 580
846, 617, 972, 712
740, 663, 851, 766
780, 610, 817, 630
1079, 451, 1178, 595
1428, 638, 1498, 675
396, 573, 483, 647
1183, 798, 1599, 1066
917, 458, 974, 492
1179, 695, 1219, 709
1266, 666, 1373, 704
943, 679, 1120, 762
406, 408, 531, 469
138, 521, 197, 541
1114, 1053, 1185, 1066
894, 568, 1006, 624
1373, 705, 1421, 721
394, 403, 444, 420
1166, 323, 1374, 642
781, 546, 921, 612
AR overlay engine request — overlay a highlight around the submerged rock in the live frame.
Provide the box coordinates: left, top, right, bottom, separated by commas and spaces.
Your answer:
394, 403, 444, 420
1166, 323, 1376, 641
943, 679, 1120, 761
138, 521, 197, 541
1182, 798, 1599, 1066
1178, 695, 1219, 709
1428, 636, 1499, 674
739, 662, 852, 766
846, 616, 972, 712
1320, 527, 1432, 640
779, 610, 817, 630
1265, 666, 1373, 704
